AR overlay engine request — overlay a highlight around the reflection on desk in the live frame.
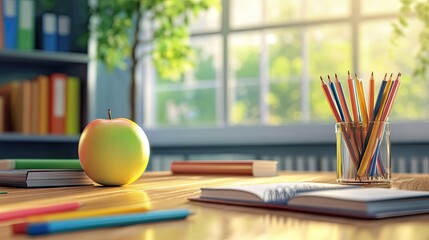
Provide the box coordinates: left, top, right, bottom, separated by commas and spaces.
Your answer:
0, 171, 428, 240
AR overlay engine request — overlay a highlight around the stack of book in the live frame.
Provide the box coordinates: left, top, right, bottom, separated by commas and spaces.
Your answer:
0, 73, 81, 135
0, 159, 93, 187
0, 0, 72, 52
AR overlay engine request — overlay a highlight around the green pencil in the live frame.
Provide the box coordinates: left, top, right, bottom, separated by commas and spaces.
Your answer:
0, 159, 82, 170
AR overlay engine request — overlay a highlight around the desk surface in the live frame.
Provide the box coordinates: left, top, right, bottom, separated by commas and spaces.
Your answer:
0, 171, 428, 240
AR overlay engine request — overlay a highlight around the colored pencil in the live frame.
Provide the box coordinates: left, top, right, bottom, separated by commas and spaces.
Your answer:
27, 209, 191, 236
12, 204, 151, 234
0, 202, 80, 222
369, 72, 375, 120
328, 75, 345, 121
320, 77, 341, 122
334, 74, 352, 122
321, 71, 401, 179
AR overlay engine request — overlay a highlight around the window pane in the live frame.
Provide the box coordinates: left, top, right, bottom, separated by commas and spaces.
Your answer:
230, 0, 263, 28
361, 0, 401, 15
359, 19, 428, 120
155, 36, 222, 127
267, 30, 303, 124
305, 0, 350, 20
308, 24, 352, 122
231, 0, 350, 28
228, 32, 261, 125
190, 1, 221, 33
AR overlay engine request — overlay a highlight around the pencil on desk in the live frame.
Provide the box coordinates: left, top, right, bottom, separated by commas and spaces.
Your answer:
13, 203, 151, 234
26, 209, 192, 236
0, 202, 80, 222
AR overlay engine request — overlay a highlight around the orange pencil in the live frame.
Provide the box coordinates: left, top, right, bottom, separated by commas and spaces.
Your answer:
347, 71, 360, 122
369, 72, 375, 120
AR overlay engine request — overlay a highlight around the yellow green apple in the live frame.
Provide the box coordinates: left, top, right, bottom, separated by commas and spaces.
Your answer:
78, 110, 150, 186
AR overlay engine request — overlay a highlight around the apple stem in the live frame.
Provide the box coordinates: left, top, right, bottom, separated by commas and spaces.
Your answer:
108, 109, 112, 120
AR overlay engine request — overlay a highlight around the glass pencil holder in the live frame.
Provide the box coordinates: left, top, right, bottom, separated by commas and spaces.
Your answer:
336, 121, 391, 184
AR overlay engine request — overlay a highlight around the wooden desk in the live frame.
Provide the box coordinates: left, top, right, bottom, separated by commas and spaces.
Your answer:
0, 172, 428, 240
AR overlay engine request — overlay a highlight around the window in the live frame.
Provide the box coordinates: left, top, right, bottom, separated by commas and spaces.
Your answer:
139, 0, 426, 144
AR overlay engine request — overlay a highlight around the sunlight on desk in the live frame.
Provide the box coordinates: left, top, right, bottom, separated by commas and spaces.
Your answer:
0, 172, 428, 240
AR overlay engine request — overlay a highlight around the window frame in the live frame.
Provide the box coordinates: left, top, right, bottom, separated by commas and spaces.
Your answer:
137, 0, 429, 148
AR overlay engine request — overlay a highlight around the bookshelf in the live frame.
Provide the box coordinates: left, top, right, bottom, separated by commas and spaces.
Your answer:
0, 49, 89, 158
0, 0, 90, 158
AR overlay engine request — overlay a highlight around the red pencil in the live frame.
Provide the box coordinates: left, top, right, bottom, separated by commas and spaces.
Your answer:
320, 76, 341, 122
0, 202, 80, 222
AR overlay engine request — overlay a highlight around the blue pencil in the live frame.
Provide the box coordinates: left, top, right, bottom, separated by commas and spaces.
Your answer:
27, 209, 191, 236
328, 75, 345, 121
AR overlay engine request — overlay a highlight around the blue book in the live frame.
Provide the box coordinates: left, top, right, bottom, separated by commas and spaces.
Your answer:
42, 12, 57, 51
2, 0, 18, 49
57, 15, 70, 52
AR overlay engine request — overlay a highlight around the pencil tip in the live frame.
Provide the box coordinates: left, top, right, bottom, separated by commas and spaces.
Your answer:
390, 73, 393, 78
384, 73, 387, 78
396, 72, 402, 80
371, 71, 373, 76
320, 76, 324, 84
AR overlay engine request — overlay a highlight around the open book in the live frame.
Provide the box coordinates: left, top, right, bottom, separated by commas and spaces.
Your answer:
189, 182, 429, 219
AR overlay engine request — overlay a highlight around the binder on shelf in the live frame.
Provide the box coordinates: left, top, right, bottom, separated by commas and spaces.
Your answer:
0, 84, 11, 132
9, 81, 22, 132
57, 15, 70, 52
42, 12, 57, 51
65, 76, 80, 135
0, 0, 4, 49
30, 78, 39, 134
17, 0, 34, 50
0, 96, 4, 132
37, 75, 49, 135
49, 73, 67, 134
2, 0, 18, 49
21, 80, 31, 134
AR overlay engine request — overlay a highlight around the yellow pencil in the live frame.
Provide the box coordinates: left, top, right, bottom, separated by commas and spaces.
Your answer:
13, 204, 151, 234
369, 72, 375, 120
356, 75, 369, 123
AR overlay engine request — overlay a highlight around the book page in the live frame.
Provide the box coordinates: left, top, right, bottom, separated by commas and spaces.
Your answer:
201, 182, 351, 203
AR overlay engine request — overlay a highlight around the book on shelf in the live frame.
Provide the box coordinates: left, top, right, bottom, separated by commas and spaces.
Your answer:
9, 80, 22, 132
49, 73, 66, 134
65, 76, 80, 135
2, 0, 18, 49
41, 12, 57, 51
36, 75, 49, 134
0, 95, 4, 132
0, 0, 4, 49
189, 182, 429, 219
30, 77, 39, 134
0, 84, 11, 131
17, 0, 35, 50
0, 169, 93, 187
21, 79, 31, 134
57, 14, 71, 52
0, 73, 81, 135
171, 160, 278, 177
